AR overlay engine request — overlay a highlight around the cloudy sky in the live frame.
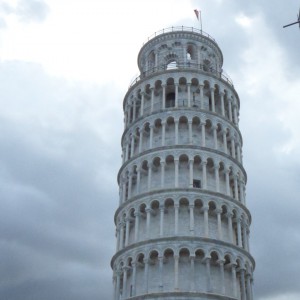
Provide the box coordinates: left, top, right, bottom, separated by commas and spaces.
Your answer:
0, 0, 300, 299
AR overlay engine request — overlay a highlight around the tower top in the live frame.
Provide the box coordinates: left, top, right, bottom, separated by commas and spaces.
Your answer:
129, 26, 233, 89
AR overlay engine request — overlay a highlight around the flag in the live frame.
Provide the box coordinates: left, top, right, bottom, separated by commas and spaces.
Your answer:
194, 9, 200, 20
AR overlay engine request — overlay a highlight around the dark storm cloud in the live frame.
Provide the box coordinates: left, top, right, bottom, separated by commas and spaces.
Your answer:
185, 1, 300, 299
0, 61, 120, 299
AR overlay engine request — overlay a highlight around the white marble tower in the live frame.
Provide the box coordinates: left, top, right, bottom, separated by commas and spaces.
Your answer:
111, 26, 255, 300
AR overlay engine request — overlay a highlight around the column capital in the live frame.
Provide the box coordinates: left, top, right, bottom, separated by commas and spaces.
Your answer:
213, 163, 220, 170
202, 205, 209, 212
215, 208, 222, 214
226, 212, 233, 219
143, 258, 149, 264
201, 160, 207, 166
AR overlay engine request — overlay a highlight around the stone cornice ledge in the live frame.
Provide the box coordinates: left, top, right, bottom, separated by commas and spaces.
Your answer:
111, 236, 255, 268
129, 291, 236, 300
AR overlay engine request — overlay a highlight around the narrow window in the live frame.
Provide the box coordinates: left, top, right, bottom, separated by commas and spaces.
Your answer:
193, 179, 201, 188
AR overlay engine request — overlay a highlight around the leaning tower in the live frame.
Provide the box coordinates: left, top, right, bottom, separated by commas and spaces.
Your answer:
111, 26, 255, 300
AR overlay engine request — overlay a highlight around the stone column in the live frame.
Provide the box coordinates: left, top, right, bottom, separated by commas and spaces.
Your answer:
234, 174, 239, 201
203, 205, 209, 237
141, 92, 145, 116
227, 213, 234, 243
237, 143, 242, 162
190, 256, 195, 291
159, 256, 164, 291
122, 179, 126, 204
189, 204, 195, 235
187, 83, 191, 107
210, 87, 215, 112
240, 268, 247, 300
146, 208, 151, 238
174, 159, 179, 188
246, 227, 250, 252
231, 264, 237, 298
175, 120, 179, 145
128, 172, 132, 199
228, 98, 233, 122
174, 203, 179, 235
175, 83, 179, 108
174, 255, 179, 290
201, 160, 207, 189
116, 225, 120, 251
143, 258, 149, 293
242, 220, 248, 251
150, 88, 154, 113
199, 84, 204, 109
162, 84, 166, 109
212, 125, 218, 150
237, 217, 243, 247
122, 147, 125, 164
225, 168, 230, 196
137, 167, 141, 194
160, 159, 165, 188
222, 130, 227, 154
115, 270, 121, 300
189, 159, 194, 188
161, 121, 166, 146
132, 99, 137, 122
125, 140, 129, 161
149, 124, 154, 148
201, 122, 206, 147
204, 257, 212, 292
138, 128, 143, 153
188, 121, 193, 144
233, 104, 238, 125
122, 267, 128, 299
239, 179, 245, 204
131, 262, 137, 296
119, 222, 124, 250
216, 208, 223, 240
130, 135, 135, 158
220, 92, 225, 116
246, 273, 253, 300
219, 260, 225, 294
214, 164, 220, 192
134, 211, 140, 242
231, 136, 236, 159
125, 217, 130, 247
148, 163, 152, 191
159, 206, 164, 237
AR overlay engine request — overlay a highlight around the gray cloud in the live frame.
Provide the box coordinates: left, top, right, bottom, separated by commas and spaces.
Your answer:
0, 0, 49, 24
16, 0, 50, 22
1, 1, 300, 299
0, 61, 120, 299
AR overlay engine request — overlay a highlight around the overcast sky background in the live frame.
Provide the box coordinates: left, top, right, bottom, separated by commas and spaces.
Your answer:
0, 0, 300, 299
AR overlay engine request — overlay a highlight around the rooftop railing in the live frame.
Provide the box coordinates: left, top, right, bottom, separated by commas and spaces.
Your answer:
143, 26, 217, 45
129, 62, 234, 89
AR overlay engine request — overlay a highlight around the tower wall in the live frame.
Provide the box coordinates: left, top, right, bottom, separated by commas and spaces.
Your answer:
111, 26, 254, 300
